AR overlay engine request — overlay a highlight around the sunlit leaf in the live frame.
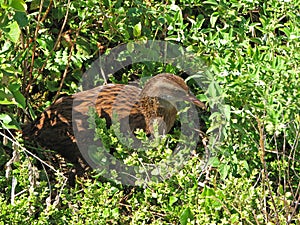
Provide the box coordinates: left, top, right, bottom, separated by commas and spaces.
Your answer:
5, 21, 21, 43
180, 207, 194, 225
133, 22, 142, 38
9, 0, 27, 12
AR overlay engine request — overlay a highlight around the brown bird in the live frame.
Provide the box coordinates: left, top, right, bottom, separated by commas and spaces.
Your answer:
22, 73, 206, 170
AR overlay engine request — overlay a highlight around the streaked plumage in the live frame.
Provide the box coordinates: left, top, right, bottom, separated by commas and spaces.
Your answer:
22, 73, 206, 169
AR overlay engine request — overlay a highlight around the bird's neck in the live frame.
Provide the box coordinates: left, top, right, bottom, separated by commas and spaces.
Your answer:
139, 96, 177, 134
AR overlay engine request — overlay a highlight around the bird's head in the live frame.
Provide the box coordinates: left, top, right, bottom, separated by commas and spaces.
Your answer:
141, 73, 206, 110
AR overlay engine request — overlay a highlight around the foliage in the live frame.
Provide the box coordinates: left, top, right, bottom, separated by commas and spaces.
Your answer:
0, 0, 299, 224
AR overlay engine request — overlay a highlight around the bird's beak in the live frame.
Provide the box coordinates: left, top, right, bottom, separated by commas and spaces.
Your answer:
185, 94, 207, 110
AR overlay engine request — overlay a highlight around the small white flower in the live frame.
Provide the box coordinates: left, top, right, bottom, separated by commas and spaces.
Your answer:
233, 71, 241, 76
257, 80, 265, 86
167, 25, 174, 30
220, 39, 228, 45
290, 34, 299, 40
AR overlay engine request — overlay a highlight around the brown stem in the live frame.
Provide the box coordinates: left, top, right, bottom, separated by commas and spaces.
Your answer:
256, 117, 280, 224
25, 0, 45, 97
40, 0, 53, 23
52, 22, 83, 103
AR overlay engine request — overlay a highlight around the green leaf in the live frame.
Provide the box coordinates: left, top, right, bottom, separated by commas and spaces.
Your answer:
203, 0, 218, 6
169, 196, 178, 206
208, 82, 217, 98
127, 42, 135, 53
201, 186, 223, 210
208, 156, 220, 167
1, 1, 9, 9
12, 90, 26, 109
0, 99, 16, 105
0, 114, 12, 124
111, 207, 119, 218
14, 11, 29, 27
180, 207, 194, 225
9, 0, 27, 12
210, 12, 219, 28
197, 94, 208, 102
5, 21, 21, 43
133, 22, 142, 37
219, 163, 230, 180
46, 80, 58, 92
0, 114, 18, 129
102, 208, 110, 218
206, 123, 221, 134
0, 89, 12, 100
8, 83, 20, 92
222, 104, 231, 121
8, 83, 26, 109
231, 213, 240, 223
201, 185, 215, 197
241, 160, 249, 172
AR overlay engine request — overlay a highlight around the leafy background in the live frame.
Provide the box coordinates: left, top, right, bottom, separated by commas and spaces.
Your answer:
0, 0, 299, 224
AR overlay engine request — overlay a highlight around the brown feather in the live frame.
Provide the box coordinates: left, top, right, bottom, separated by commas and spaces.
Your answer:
22, 73, 206, 168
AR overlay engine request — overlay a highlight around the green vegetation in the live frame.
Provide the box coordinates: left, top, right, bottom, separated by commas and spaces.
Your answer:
1, 0, 299, 224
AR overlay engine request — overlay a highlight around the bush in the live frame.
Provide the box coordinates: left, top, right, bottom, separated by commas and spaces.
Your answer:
0, 0, 299, 224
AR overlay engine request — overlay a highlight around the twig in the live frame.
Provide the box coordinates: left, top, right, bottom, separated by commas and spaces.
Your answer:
40, 0, 53, 23
1, 122, 67, 210
0, 129, 66, 179
39, 0, 71, 74
288, 186, 300, 224
10, 176, 17, 205
256, 117, 280, 224
52, 11, 84, 102
25, 0, 45, 96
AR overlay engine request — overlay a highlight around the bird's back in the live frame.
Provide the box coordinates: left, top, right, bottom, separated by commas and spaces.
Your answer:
22, 84, 142, 161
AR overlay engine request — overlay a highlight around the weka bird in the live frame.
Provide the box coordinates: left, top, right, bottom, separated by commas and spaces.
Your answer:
22, 73, 206, 169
